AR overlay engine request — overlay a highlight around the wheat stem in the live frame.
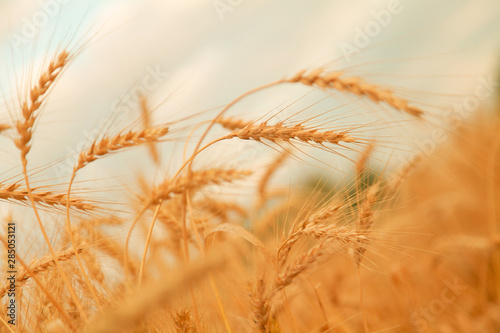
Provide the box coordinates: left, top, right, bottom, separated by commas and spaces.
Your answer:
137, 202, 162, 289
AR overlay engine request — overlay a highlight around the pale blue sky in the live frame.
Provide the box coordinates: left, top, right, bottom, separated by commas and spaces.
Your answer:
0, 0, 499, 185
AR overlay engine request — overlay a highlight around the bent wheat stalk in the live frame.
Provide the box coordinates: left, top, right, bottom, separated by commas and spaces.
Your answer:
66, 126, 170, 308
257, 151, 290, 205
12, 49, 87, 319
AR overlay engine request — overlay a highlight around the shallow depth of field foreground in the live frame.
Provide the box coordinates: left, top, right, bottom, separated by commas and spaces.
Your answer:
1, 2, 500, 332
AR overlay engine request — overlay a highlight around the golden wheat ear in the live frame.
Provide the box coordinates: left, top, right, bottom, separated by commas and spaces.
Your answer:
171, 308, 196, 332
14, 50, 69, 163
251, 278, 271, 332
74, 126, 169, 173
223, 121, 357, 145
0, 245, 86, 299
149, 168, 252, 205
0, 182, 95, 211
287, 68, 423, 118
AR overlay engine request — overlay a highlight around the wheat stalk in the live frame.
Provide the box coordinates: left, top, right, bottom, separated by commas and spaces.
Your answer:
257, 151, 290, 207
356, 141, 375, 179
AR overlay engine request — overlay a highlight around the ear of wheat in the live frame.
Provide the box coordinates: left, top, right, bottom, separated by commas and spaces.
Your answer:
75, 127, 169, 172
14, 51, 69, 162
0, 245, 85, 298
223, 121, 357, 145
0, 183, 95, 211
287, 68, 423, 117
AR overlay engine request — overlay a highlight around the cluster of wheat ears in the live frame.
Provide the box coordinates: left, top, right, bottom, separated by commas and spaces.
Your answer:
0, 38, 499, 333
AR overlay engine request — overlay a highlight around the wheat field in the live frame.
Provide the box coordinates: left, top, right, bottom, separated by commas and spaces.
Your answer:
0, 2, 499, 333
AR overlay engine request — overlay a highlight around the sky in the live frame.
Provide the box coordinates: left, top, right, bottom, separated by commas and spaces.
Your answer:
0, 0, 499, 190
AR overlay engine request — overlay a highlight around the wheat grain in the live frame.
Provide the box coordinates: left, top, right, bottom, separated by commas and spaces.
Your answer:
356, 141, 375, 179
